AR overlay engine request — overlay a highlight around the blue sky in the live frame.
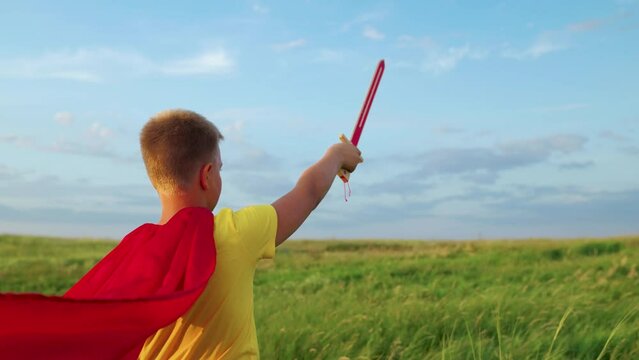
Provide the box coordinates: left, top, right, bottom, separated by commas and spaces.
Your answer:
1, 0, 638, 240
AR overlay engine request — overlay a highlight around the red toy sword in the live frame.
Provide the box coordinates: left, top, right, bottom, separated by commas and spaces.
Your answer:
338, 59, 385, 185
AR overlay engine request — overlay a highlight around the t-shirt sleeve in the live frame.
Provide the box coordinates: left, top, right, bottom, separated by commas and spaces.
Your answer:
232, 205, 278, 261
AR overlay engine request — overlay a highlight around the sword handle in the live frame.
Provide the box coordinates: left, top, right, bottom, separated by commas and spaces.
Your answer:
337, 133, 351, 183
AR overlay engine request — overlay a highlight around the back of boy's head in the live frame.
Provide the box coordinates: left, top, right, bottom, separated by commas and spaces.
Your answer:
140, 109, 224, 194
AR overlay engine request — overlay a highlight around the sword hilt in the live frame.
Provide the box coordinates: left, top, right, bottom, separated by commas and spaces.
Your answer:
337, 133, 351, 183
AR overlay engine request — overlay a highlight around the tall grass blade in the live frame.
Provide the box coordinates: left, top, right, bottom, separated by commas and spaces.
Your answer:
496, 307, 503, 360
595, 308, 636, 360
545, 306, 573, 359
465, 319, 477, 360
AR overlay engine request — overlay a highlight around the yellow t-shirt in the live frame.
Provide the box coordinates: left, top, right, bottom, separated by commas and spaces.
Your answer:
139, 205, 278, 360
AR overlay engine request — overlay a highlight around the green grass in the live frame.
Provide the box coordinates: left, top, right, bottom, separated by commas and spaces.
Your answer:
1, 234, 638, 359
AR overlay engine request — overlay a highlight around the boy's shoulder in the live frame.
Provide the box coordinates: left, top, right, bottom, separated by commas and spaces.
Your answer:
214, 205, 276, 230
214, 205, 278, 260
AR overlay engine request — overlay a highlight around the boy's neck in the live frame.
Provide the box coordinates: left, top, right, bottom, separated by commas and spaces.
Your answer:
158, 192, 211, 225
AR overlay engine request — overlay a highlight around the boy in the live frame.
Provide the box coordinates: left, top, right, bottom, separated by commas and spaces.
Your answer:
138, 109, 363, 359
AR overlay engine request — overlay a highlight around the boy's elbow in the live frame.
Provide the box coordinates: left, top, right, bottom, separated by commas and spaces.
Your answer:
302, 183, 322, 210
310, 196, 322, 211
296, 176, 322, 209
309, 178, 329, 210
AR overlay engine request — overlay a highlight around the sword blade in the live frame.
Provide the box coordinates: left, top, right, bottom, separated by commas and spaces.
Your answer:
351, 60, 385, 146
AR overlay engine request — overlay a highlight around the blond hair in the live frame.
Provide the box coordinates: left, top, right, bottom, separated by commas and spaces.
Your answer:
140, 109, 223, 194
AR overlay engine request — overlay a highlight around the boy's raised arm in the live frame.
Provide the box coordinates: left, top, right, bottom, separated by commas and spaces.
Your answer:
272, 142, 363, 246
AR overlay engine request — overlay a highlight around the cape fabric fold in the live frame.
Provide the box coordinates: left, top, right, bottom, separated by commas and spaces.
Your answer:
0, 207, 216, 360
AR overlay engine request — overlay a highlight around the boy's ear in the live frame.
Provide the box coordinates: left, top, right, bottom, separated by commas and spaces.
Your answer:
199, 163, 213, 190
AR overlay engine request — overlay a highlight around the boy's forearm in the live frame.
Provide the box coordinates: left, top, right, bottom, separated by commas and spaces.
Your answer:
297, 150, 342, 209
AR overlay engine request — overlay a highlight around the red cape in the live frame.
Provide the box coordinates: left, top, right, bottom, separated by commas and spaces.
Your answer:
0, 207, 216, 359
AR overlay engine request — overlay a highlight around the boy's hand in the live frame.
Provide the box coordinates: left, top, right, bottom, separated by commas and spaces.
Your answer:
328, 142, 364, 173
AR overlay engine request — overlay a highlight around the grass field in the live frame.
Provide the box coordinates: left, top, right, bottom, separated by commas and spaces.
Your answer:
1, 234, 638, 359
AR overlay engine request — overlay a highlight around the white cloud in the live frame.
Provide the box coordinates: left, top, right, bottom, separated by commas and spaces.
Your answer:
46, 71, 102, 82
397, 35, 434, 49
0, 48, 150, 82
222, 119, 245, 142
272, 38, 307, 51
88, 122, 113, 140
599, 130, 630, 143
161, 50, 234, 75
0, 134, 34, 147
568, 19, 603, 32
363, 26, 385, 41
422, 45, 486, 74
392, 60, 418, 69
43, 122, 118, 158
432, 125, 464, 135
54, 111, 74, 126
558, 160, 595, 170
498, 134, 587, 155
46, 139, 116, 158
341, 12, 385, 32
502, 33, 566, 60
1, 122, 132, 161
0, 47, 235, 82
0, 175, 158, 239
252, 3, 269, 14
396, 35, 486, 74
533, 103, 589, 112
386, 133, 588, 183
622, 145, 639, 155
314, 49, 345, 63
0, 164, 27, 181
